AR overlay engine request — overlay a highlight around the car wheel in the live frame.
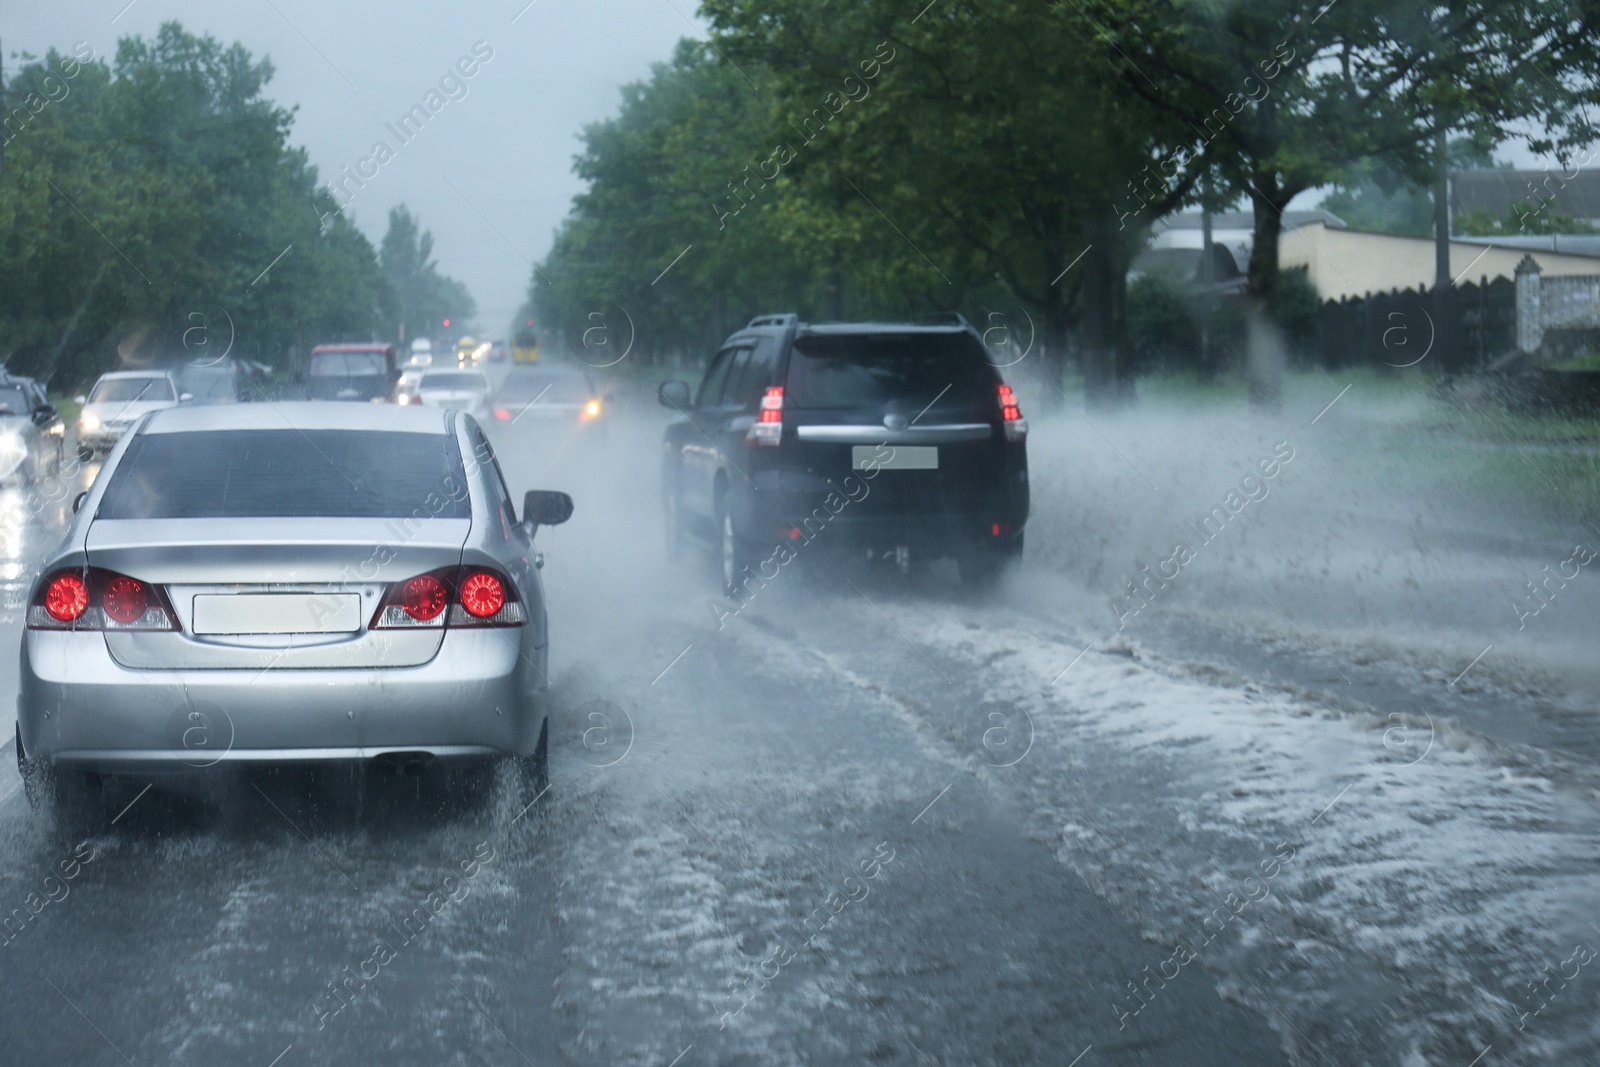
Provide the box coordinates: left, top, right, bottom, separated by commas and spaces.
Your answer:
717, 499, 755, 597
17, 725, 50, 810
515, 716, 549, 812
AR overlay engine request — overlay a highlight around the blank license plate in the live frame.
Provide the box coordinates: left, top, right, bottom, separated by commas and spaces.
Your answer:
853, 445, 938, 470
191, 593, 362, 635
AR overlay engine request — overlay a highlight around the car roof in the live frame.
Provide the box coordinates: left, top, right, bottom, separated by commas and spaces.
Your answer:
141, 401, 452, 435
796, 322, 971, 337
420, 369, 488, 381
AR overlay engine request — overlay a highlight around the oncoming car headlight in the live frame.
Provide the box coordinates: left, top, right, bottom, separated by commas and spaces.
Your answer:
0, 431, 28, 475
80, 413, 101, 432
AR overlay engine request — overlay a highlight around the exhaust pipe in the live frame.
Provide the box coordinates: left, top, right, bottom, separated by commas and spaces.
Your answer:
373, 751, 435, 778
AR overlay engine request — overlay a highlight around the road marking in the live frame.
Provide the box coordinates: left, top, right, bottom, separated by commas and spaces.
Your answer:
1449, 644, 1493, 688
912, 783, 952, 824
1311, 782, 1353, 824
652, 642, 694, 686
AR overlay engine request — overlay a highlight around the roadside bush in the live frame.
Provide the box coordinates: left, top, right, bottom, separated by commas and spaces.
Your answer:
1127, 273, 1199, 375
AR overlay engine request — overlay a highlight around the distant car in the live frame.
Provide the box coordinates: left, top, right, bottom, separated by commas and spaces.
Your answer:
408, 369, 493, 417
15, 401, 573, 817
306, 344, 400, 403
512, 328, 541, 364
455, 337, 483, 365
490, 365, 606, 433
75, 370, 190, 460
176, 362, 240, 405
658, 314, 1028, 591
0, 374, 65, 482
486, 341, 509, 364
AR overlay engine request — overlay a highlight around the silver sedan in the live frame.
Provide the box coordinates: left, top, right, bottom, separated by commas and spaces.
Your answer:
15, 401, 572, 814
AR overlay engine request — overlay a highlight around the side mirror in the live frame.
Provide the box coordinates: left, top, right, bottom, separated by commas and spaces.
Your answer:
179, 392, 194, 403
74, 395, 87, 406
521, 489, 573, 530
72, 491, 88, 514
658, 380, 691, 410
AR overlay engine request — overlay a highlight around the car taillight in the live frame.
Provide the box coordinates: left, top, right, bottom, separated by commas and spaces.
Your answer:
493, 407, 512, 421
402, 574, 449, 621
371, 567, 526, 629
102, 575, 149, 624
458, 572, 505, 618
998, 383, 1027, 443
746, 386, 783, 446
44, 573, 88, 623
27, 568, 179, 631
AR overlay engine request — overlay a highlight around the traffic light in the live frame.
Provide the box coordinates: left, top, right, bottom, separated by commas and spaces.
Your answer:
443, 318, 451, 327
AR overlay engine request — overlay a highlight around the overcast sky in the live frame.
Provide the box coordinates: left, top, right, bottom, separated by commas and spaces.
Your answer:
7, 0, 696, 337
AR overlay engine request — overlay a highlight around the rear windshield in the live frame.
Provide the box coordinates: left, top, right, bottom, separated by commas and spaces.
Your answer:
501, 371, 593, 403
90, 377, 175, 403
310, 351, 387, 376
97, 430, 470, 519
420, 372, 488, 390
177, 367, 237, 401
784, 333, 999, 409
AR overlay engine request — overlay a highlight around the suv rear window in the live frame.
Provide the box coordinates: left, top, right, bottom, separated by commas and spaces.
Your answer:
310, 351, 387, 376
97, 430, 470, 519
784, 332, 999, 409
90, 377, 176, 402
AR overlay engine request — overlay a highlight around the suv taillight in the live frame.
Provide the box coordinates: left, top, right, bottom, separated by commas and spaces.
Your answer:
27, 568, 180, 631
370, 567, 526, 629
998, 384, 1027, 443
746, 386, 783, 446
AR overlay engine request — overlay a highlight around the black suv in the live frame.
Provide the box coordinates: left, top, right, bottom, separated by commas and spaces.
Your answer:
659, 314, 1028, 590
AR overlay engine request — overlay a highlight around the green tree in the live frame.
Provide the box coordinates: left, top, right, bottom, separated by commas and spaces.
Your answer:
379, 205, 476, 345
0, 22, 392, 388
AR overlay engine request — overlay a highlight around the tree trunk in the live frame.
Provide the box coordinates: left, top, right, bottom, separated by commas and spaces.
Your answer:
1081, 214, 1118, 407
1246, 175, 1289, 408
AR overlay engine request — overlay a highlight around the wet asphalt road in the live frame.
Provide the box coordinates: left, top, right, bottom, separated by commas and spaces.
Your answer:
0, 367, 1593, 1065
